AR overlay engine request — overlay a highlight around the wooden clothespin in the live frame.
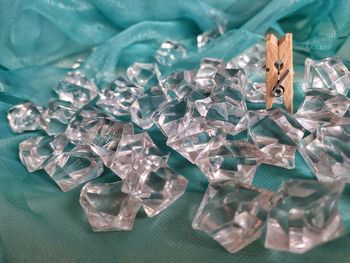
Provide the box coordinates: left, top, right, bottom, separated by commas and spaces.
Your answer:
265, 33, 293, 113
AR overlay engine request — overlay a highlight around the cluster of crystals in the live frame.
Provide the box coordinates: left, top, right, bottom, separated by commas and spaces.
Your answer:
7, 65, 188, 232
154, 57, 304, 184
192, 179, 345, 254
7, 38, 350, 253
80, 133, 188, 231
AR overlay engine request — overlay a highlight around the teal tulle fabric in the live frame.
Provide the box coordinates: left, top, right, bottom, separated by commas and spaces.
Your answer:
1, 1, 350, 262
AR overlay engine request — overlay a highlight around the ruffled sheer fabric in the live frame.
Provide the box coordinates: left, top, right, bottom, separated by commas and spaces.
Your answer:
0, 1, 350, 262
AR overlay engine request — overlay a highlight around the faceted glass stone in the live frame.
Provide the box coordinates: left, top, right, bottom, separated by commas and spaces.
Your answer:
195, 137, 262, 184
122, 152, 188, 217
295, 89, 349, 132
19, 133, 68, 172
265, 180, 345, 254
260, 143, 296, 169
126, 63, 160, 89
87, 118, 126, 167
155, 40, 187, 66
166, 117, 221, 163
298, 119, 350, 182
44, 145, 104, 192
7, 102, 43, 133
249, 108, 304, 146
41, 100, 78, 135
110, 132, 157, 179
159, 71, 195, 100
96, 76, 144, 116
226, 42, 265, 78
304, 57, 350, 95
154, 100, 187, 139
130, 88, 167, 129
195, 58, 226, 93
202, 79, 247, 135
65, 106, 107, 145
197, 24, 226, 49
80, 181, 141, 231
192, 180, 271, 253
54, 74, 98, 108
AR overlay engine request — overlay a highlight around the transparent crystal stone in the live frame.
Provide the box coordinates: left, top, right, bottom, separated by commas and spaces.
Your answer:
197, 24, 226, 49
202, 73, 247, 134
110, 132, 157, 179
265, 180, 345, 254
130, 88, 167, 129
122, 151, 188, 217
80, 181, 141, 231
249, 108, 304, 146
19, 133, 68, 172
166, 117, 221, 163
87, 118, 126, 167
7, 102, 43, 133
41, 100, 78, 135
260, 143, 296, 169
44, 145, 104, 192
154, 100, 187, 139
226, 42, 265, 78
54, 73, 98, 108
65, 106, 104, 144
195, 137, 261, 184
298, 118, 350, 182
304, 57, 350, 95
96, 76, 144, 116
158, 71, 195, 100
195, 58, 227, 93
126, 63, 160, 89
295, 89, 349, 132
192, 180, 271, 253
155, 40, 187, 66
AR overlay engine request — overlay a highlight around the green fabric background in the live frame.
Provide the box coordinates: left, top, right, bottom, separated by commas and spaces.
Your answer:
0, 0, 350, 262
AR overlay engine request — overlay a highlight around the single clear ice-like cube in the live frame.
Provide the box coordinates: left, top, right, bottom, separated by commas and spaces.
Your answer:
80, 181, 141, 231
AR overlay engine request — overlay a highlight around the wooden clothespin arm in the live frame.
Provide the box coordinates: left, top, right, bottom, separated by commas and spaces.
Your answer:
265, 33, 293, 113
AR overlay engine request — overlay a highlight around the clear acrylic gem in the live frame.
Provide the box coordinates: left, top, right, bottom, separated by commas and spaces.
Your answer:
65, 106, 110, 145
226, 42, 265, 78
154, 100, 187, 139
192, 180, 271, 253
126, 63, 160, 89
110, 132, 157, 179
122, 151, 188, 217
80, 181, 141, 231
87, 118, 126, 167
265, 180, 345, 254
295, 89, 349, 132
130, 87, 167, 129
298, 118, 350, 182
202, 73, 247, 134
54, 74, 98, 108
260, 143, 296, 169
195, 58, 227, 93
197, 24, 226, 49
96, 76, 144, 116
7, 102, 43, 133
304, 57, 350, 95
195, 137, 261, 183
158, 71, 195, 100
166, 117, 221, 163
19, 133, 68, 172
249, 108, 304, 146
41, 100, 78, 135
44, 145, 104, 192
155, 40, 187, 66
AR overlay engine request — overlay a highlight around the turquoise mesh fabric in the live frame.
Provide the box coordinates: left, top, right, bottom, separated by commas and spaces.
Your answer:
0, 0, 350, 262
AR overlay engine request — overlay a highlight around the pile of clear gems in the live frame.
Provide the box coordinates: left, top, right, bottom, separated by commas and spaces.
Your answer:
7, 35, 350, 254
